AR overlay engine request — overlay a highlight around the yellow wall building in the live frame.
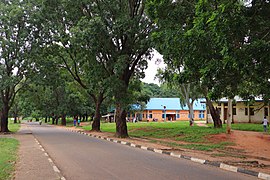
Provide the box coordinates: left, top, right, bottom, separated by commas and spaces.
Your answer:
210, 97, 269, 123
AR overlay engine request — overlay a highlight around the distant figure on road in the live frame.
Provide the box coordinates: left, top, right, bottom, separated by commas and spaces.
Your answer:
73, 117, 77, 126
77, 118, 81, 126
262, 116, 269, 132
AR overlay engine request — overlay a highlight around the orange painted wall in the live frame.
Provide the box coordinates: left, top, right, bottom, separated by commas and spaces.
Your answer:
141, 110, 206, 122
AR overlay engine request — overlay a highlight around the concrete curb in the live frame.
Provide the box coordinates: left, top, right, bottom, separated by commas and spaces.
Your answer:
67, 128, 270, 180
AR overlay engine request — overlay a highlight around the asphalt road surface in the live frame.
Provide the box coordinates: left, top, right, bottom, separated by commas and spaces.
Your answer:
28, 123, 256, 180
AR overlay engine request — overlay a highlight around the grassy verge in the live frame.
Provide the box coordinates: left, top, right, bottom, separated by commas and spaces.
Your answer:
231, 123, 267, 132
0, 138, 19, 180
8, 121, 21, 133
82, 121, 231, 151
0, 121, 20, 180
85, 121, 226, 142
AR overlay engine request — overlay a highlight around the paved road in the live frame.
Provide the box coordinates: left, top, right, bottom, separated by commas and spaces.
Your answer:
28, 123, 256, 180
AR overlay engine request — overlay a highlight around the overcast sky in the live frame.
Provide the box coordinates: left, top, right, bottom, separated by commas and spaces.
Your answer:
141, 50, 166, 85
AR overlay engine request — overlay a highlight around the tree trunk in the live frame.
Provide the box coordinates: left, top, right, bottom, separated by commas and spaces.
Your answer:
45, 116, 48, 123
61, 114, 66, 126
206, 97, 222, 128
188, 100, 194, 121
52, 116, 55, 124
86, 113, 88, 122
55, 116, 59, 125
227, 99, 232, 134
268, 103, 270, 123
0, 104, 10, 133
14, 113, 17, 124
115, 103, 128, 138
248, 104, 251, 123
91, 96, 103, 132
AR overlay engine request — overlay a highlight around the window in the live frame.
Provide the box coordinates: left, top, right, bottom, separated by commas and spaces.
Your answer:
199, 111, 205, 118
245, 108, 248, 115
233, 108, 236, 115
265, 107, 268, 116
142, 114, 144, 118
250, 108, 254, 116
176, 111, 180, 118
149, 114, 152, 118
162, 114, 165, 118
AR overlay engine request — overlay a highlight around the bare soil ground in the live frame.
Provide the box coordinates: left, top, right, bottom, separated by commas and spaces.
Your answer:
65, 122, 270, 174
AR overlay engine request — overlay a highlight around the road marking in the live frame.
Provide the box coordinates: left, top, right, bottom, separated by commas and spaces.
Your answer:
154, 149, 163, 154
48, 158, 53, 163
121, 141, 127, 145
171, 153, 181, 158
130, 143, 136, 147
258, 172, 270, 180
141, 146, 148, 150
191, 157, 206, 164
220, 163, 237, 172
53, 166, 60, 173
44, 153, 48, 156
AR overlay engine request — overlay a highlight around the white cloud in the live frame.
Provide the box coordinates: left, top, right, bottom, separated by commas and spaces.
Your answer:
142, 50, 166, 85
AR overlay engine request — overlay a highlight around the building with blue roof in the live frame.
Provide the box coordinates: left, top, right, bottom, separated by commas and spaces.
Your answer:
137, 98, 206, 122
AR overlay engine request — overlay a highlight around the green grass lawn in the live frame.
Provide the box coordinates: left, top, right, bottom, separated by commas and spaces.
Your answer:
82, 121, 230, 151
8, 121, 21, 133
231, 123, 267, 132
83, 121, 226, 142
0, 120, 20, 180
0, 138, 19, 180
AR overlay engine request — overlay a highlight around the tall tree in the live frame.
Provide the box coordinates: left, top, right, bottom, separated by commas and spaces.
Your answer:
38, 0, 113, 131
72, 0, 154, 137
0, 0, 38, 132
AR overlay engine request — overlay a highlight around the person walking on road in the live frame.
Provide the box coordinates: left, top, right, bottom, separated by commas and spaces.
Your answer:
77, 118, 81, 126
263, 116, 269, 132
73, 117, 77, 126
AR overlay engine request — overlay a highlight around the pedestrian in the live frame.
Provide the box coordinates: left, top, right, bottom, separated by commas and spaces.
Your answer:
77, 118, 81, 126
262, 116, 269, 132
73, 117, 77, 126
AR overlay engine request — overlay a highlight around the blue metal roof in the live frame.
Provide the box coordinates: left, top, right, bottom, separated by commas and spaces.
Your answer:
145, 98, 206, 111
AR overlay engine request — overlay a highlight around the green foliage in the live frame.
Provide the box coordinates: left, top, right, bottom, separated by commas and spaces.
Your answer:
0, 0, 42, 131
0, 138, 19, 180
